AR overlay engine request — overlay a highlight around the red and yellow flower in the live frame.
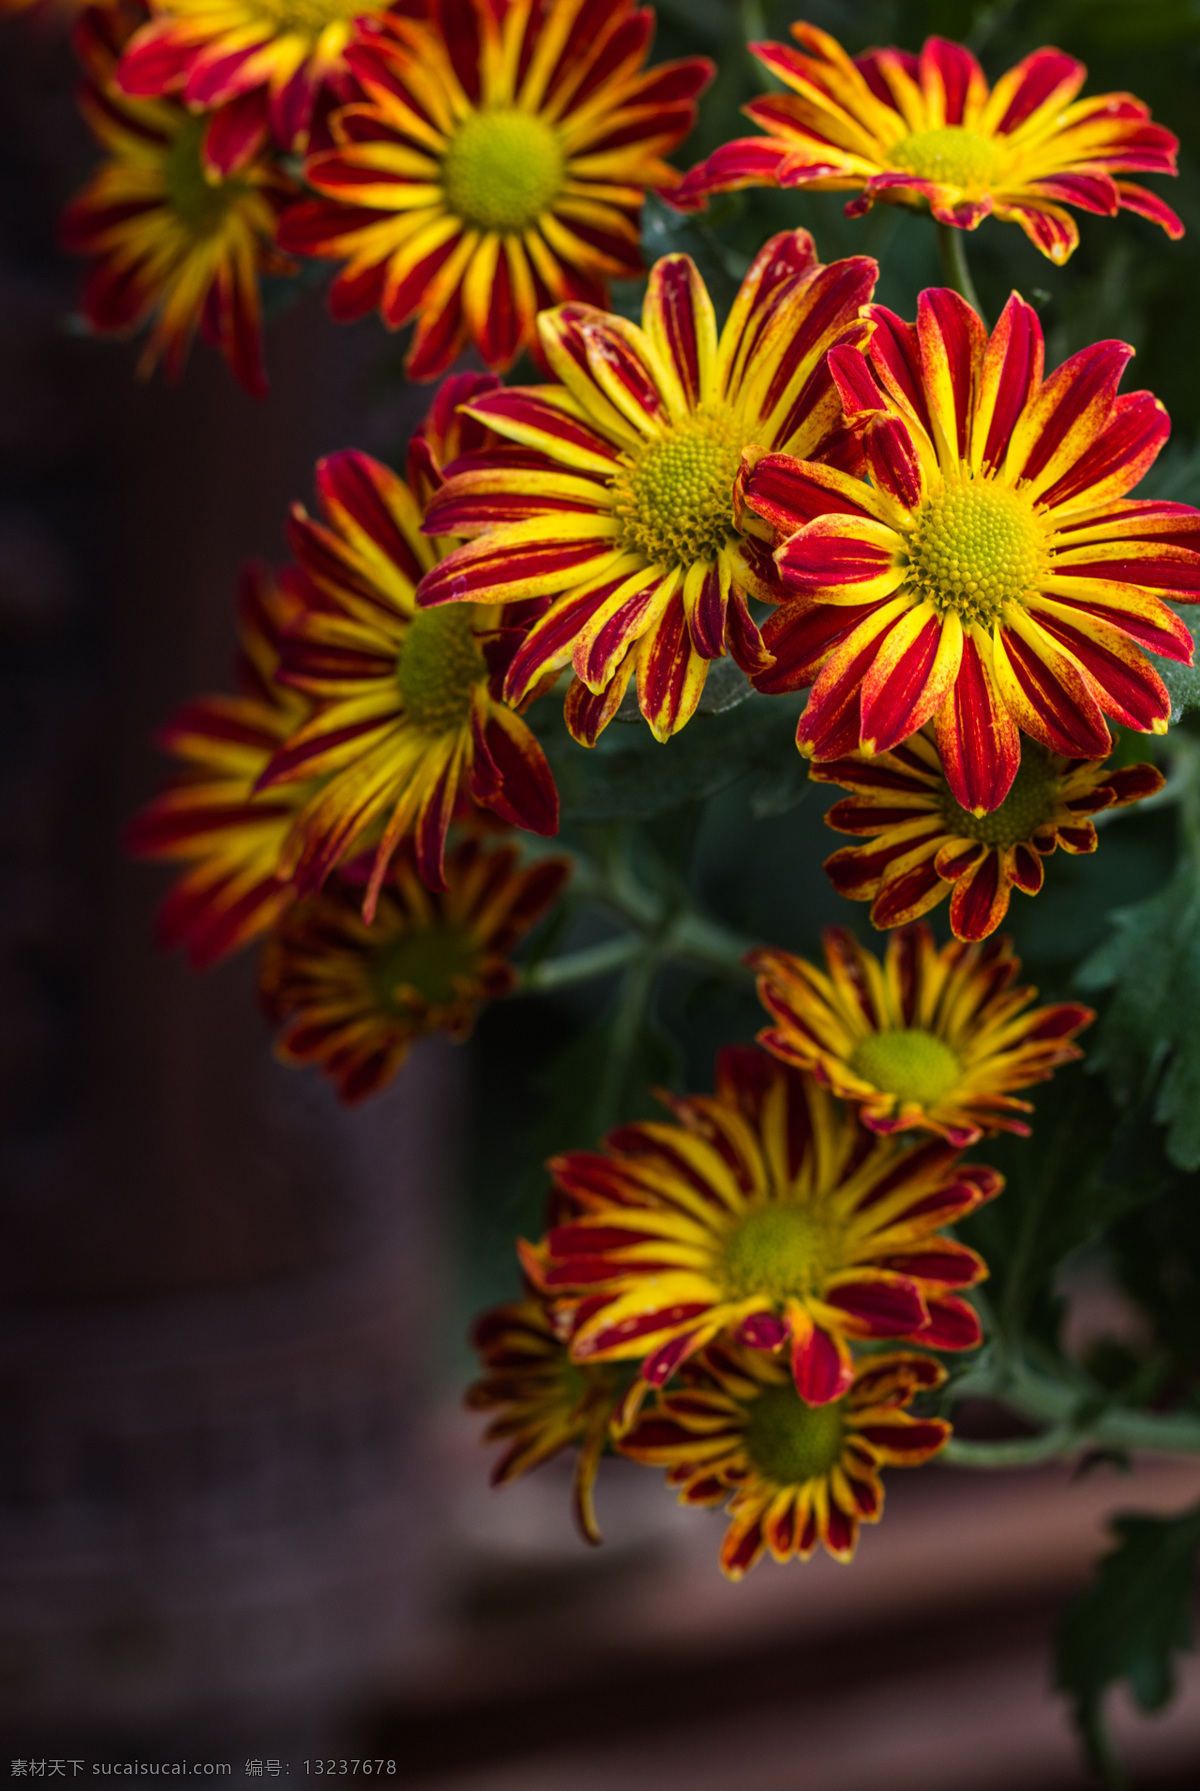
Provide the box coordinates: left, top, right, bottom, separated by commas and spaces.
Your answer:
675, 22, 1182, 265
416, 233, 877, 743
115, 0, 382, 176
813, 727, 1165, 941
276, 0, 712, 378
62, 4, 297, 393
259, 388, 559, 912
126, 563, 314, 967
620, 1343, 950, 1577
751, 923, 1092, 1149
259, 834, 569, 1102
467, 1290, 628, 1545
539, 1044, 998, 1406
742, 288, 1200, 813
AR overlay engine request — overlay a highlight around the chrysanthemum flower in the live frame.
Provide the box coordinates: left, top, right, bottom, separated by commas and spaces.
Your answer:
467, 1290, 628, 1544
742, 289, 1200, 813
812, 727, 1165, 941
275, 0, 712, 379
751, 924, 1091, 1149
620, 1343, 949, 1576
675, 23, 1182, 265
259, 835, 569, 1101
415, 233, 877, 743
61, 5, 297, 393
115, 0, 383, 176
126, 563, 315, 967
541, 1045, 998, 1406
258, 412, 559, 912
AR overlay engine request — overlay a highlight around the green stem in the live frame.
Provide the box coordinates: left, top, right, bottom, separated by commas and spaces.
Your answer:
519, 935, 641, 993
943, 1427, 1079, 1469
517, 838, 759, 996
942, 1355, 1200, 1467
936, 221, 985, 321
590, 947, 659, 1137
670, 911, 758, 983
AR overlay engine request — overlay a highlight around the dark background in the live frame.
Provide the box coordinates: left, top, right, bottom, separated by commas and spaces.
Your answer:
1, 1, 1200, 1784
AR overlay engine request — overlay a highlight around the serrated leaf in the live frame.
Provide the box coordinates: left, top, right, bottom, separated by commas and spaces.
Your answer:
1078, 862, 1200, 1169
1055, 1501, 1200, 1783
1146, 603, 1200, 719
529, 688, 805, 823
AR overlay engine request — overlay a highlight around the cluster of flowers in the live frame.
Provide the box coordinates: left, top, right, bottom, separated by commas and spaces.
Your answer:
24, 0, 1200, 1564
126, 371, 575, 1099
49, 0, 714, 393
470, 924, 1093, 1574
21, 3, 1186, 397
125, 222, 1191, 1104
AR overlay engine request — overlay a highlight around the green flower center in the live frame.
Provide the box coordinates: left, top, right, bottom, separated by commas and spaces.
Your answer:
397, 605, 486, 733
939, 742, 1058, 845
163, 114, 247, 237
848, 1027, 962, 1106
246, 0, 385, 36
904, 478, 1045, 628
722, 1204, 834, 1303
890, 125, 1003, 191
611, 408, 744, 568
370, 923, 476, 1010
744, 1384, 846, 1485
442, 108, 566, 233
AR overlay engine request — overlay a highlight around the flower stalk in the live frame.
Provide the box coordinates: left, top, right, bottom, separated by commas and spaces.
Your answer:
936, 220, 985, 321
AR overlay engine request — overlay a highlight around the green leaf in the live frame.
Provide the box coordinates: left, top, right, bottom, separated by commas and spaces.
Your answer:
750, 748, 810, 819
959, 1066, 1165, 1350
1107, 1160, 1200, 1374
1078, 859, 1200, 1170
1146, 602, 1200, 720
1055, 1500, 1200, 1786
528, 687, 806, 824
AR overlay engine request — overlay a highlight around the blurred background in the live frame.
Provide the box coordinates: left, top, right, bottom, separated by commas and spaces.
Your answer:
1, 1, 1200, 1784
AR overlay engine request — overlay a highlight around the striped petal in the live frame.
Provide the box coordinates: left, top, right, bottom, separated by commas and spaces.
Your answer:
934, 632, 1021, 813
416, 523, 623, 608
859, 604, 962, 756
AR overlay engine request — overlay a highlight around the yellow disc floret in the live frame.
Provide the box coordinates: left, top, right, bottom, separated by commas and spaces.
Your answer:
371, 923, 476, 1009
939, 742, 1058, 846
611, 408, 745, 567
890, 126, 1004, 192
164, 115, 248, 236
397, 605, 486, 732
237, 0, 386, 42
722, 1204, 835, 1303
905, 477, 1046, 627
442, 109, 566, 234
744, 1385, 846, 1483
849, 1028, 962, 1106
